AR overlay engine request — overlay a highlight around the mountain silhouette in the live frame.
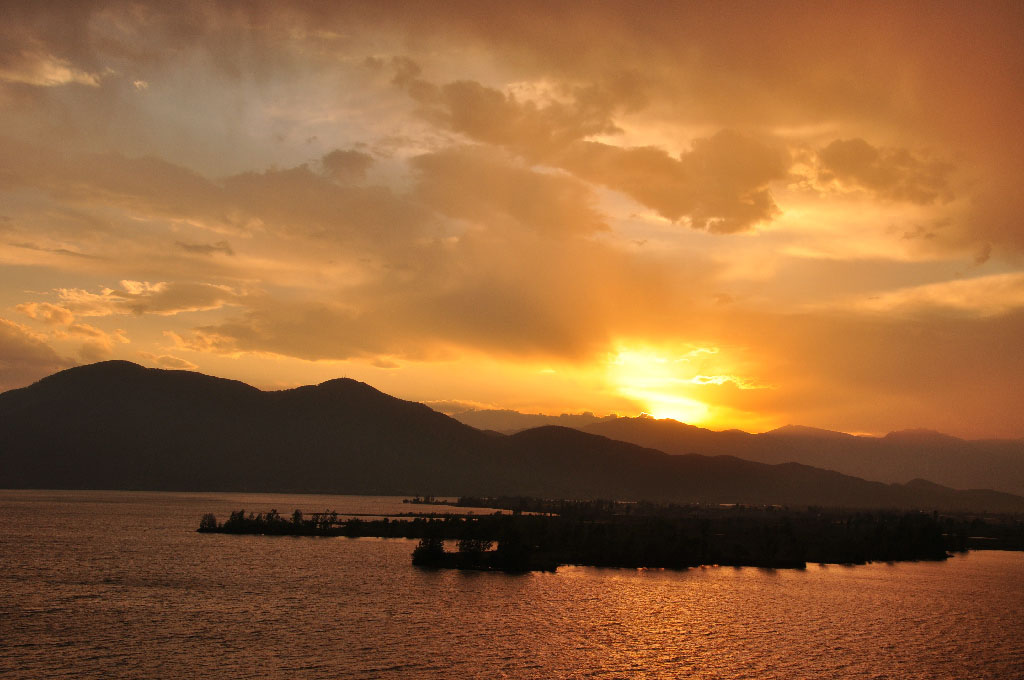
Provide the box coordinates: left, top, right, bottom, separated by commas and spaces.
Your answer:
765, 424, 857, 440
2, 361, 1022, 511
582, 417, 1024, 496
444, 408, 615, 432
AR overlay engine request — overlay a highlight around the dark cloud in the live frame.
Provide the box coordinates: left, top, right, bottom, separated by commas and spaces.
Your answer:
8, 241, 104, 258
402, 73, 790, 231
558, 131, 789, 232
0, 136, 433, 251
176, 240, 234, 256
3, 2, 1019, 249
221, 164, 433, 245
411, 146, 606, 236
320, 148, 374, 183
818, 138, 954, 205
0, 136, 227, 225
420, 78, 622, 156
974, 243, 992, 266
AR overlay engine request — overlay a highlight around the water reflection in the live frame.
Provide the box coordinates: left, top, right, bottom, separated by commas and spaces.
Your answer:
1, 490, 1022, 679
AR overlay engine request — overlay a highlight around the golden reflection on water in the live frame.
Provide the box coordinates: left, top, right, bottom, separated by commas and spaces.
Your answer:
2, 490, 1023, 679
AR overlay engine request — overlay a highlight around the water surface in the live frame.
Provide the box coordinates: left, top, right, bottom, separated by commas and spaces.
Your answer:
2, 490, 1022, 679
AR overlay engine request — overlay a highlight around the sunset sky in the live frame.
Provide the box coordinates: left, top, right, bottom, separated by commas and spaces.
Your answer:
1, 1, 1022, 438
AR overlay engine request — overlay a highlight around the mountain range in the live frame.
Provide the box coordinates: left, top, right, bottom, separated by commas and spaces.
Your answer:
445, 410, 1024, 496
580, 418, 1024, 497
444, 408, 618, 433
1, 361, 1022, 512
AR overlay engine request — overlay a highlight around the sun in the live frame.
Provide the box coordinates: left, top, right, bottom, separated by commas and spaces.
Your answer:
639, 393, 711, 424
606, 346, 714, 425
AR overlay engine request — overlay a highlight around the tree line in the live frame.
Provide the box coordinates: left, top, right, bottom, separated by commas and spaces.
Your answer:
196, 498, 1024, 571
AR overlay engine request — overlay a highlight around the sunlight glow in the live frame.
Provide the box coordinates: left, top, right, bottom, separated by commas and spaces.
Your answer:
607, 346, 721, 425
631, 390, 711, 424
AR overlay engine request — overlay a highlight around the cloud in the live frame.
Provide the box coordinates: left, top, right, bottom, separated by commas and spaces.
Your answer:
818, 138, 954, 205
401, 73, 790, 231
77, 340, 111, 362
422, 399, 494, 415
6, 241, 103, 260
704, 309, 1024, 438
0, 0, 1021, 437
0, 51, 100, 87
856, 273, 1024, 317
16, 302, 74, 325
58, 322, 129, 362
0, 137, 434, 265
138, 352, 198, 370
973, 243, 992, 266
65, 322, 116, 340
0, 317, 75, 392
167, 221, 677, 364
150, 142, 683, 364
168, 299, 385, 361
12, 298, 129, 369
558, 131, 789, 232
175, 240, 234, 256
57, 280, 241, 317
4, 130, 685, 363
419, 78, 623, 155
689, 374, 769, 390
321, 149, 375, 183
0, 136, 229, 227
411, 145, 606, 235
220, 163, 431, 245
3, 0, 1009, 253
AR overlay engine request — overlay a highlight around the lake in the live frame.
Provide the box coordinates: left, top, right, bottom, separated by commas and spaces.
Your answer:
2, 490, 1022, 679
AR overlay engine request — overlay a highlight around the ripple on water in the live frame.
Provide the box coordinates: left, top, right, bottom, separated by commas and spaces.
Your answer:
1, 490, 1023, 679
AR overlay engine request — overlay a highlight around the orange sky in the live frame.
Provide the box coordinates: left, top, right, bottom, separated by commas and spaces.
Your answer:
1, 1, 1022, 437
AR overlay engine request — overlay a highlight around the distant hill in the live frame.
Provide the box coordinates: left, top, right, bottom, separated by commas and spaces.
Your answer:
582, 417, 1024, 496
443, 408, 616, 433
765, 424, 857, 440
1, 361, 1023, 512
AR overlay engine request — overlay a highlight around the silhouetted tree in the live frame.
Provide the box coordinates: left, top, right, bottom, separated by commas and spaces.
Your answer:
412, 537, 446, 565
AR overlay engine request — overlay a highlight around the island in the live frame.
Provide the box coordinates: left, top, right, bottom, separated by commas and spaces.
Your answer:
196, 497, 1024, 572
